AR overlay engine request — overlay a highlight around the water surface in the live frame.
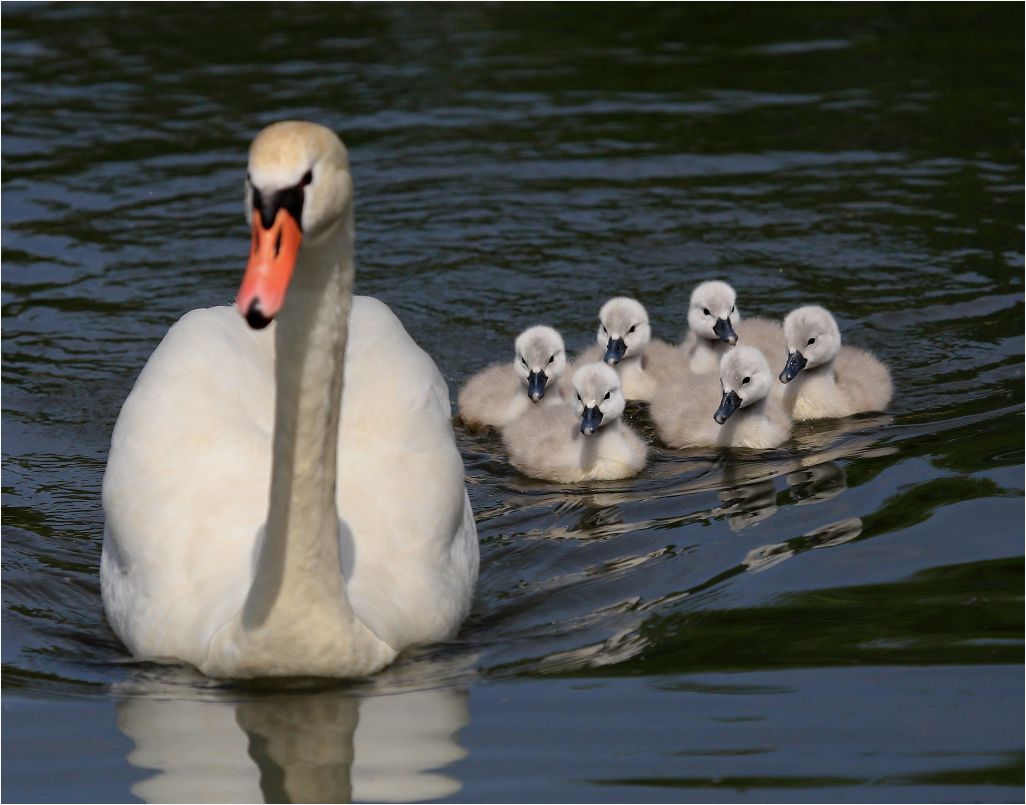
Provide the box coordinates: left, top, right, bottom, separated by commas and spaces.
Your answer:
3, 4, 1023, 802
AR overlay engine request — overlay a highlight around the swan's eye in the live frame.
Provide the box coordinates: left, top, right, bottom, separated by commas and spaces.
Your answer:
604, 391, 611, 400
742, 376, 751, 385
521, 356, 528, 367
807, 337, 816, 346
703, 308, 711, 316
576, 393, 582, 402
548, 354, 555, 365
731, 305, 735, 313
602, 325, 608, 334
628, 325, 636, 334
301, 170, 313, 187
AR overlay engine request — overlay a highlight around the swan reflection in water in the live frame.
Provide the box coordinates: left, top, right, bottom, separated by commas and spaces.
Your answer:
115, 668, 469, 803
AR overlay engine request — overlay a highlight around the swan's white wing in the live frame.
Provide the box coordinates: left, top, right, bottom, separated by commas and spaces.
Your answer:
101, 305, 275, 667
339, 297, 478, 649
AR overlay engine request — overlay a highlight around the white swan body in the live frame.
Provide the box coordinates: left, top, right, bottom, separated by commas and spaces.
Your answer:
457, 325, 568, 430
651, 346, 791, 449
571, 296, 677, 401
778, 305, 892, 420
678, 280, 786, 375
101, 122, 478, 678
502, 363, 647, 483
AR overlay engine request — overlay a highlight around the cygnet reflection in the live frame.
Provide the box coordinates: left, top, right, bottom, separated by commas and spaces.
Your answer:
743, 517, 864, 573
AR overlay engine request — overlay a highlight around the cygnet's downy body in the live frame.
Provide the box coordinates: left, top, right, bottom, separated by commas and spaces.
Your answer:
502, 362, 647, 483
651, 346, 791, 449
458, 325, 568, 430
678, 280, 786, 375
778, 305, 892, 420
571, 296, 678, 401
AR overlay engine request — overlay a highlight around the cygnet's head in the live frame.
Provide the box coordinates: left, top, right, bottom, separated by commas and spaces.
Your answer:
715, 346, 773, 424
687, 280, 739, 345
572, 363, 626, 436
237, 121, 354, 329
512, 325, 566, 401
780, 305, 842, 383
595, 297, 651, 365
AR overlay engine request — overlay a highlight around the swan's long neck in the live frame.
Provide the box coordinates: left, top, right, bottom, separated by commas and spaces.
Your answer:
206, 212, 395, 678
243, 222, 353, 628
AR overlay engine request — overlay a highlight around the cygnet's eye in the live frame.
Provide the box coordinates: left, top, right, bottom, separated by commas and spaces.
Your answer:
807, 337, 817, 346
601, 325, 608, 334
703, 308, 711, 316
742, 376, 751, 385
576, 393, 582, 402
628, 325, 636, 334
520, 356, 528, 367
547, 354, 555, 365
731, 305, 735, 313
604, 391, 611, 400
301, 169, 313, 186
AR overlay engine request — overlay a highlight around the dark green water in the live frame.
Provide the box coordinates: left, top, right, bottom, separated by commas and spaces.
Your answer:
2, 3, 1023, 802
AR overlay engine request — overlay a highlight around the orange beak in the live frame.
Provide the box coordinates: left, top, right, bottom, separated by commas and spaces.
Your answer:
236, 208, 302, 329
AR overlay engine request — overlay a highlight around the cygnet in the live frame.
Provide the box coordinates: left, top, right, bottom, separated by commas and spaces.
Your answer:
651, 346, 791, 449
570, 296, 678, 401
458, 325, 568, 429
778, 305, 892, 420
678, 280, 786, 375
502, 362, 648, 482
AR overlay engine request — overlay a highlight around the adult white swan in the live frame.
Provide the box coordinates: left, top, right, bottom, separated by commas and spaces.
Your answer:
101, 122, 479, 678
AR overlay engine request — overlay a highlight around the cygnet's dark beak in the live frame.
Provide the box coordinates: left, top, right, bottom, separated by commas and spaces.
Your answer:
604, 337, 627, 365
714, 389, 742, 424
580, 405, 603, 436
779, 350, 807, 383
713, 317, 738, 346
527, 370, 547, 401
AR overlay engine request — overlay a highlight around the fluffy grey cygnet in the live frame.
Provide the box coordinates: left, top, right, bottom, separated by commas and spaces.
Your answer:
678, 280, 786, 375
502, 362, 648, 482
569, 296, 679, 401
778, 305, 892, 420
651, 346, 792, 449
458, 325, 568, 430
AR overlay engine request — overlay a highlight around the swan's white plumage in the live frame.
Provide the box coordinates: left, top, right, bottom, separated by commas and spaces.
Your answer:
101, 121, 477, 678
102, 297, 477, 672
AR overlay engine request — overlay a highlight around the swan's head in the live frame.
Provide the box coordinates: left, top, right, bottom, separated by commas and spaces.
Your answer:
595, 297, 651, 365
236, 121, 353, 329
715, 346, 773, 424
780, 305, 841, 382
572, 363, 625, 436
513, 325, 566, 401
688, 280, 739, 345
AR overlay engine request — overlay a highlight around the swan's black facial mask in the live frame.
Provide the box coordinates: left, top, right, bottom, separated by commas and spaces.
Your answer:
252, 183, 305, 231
